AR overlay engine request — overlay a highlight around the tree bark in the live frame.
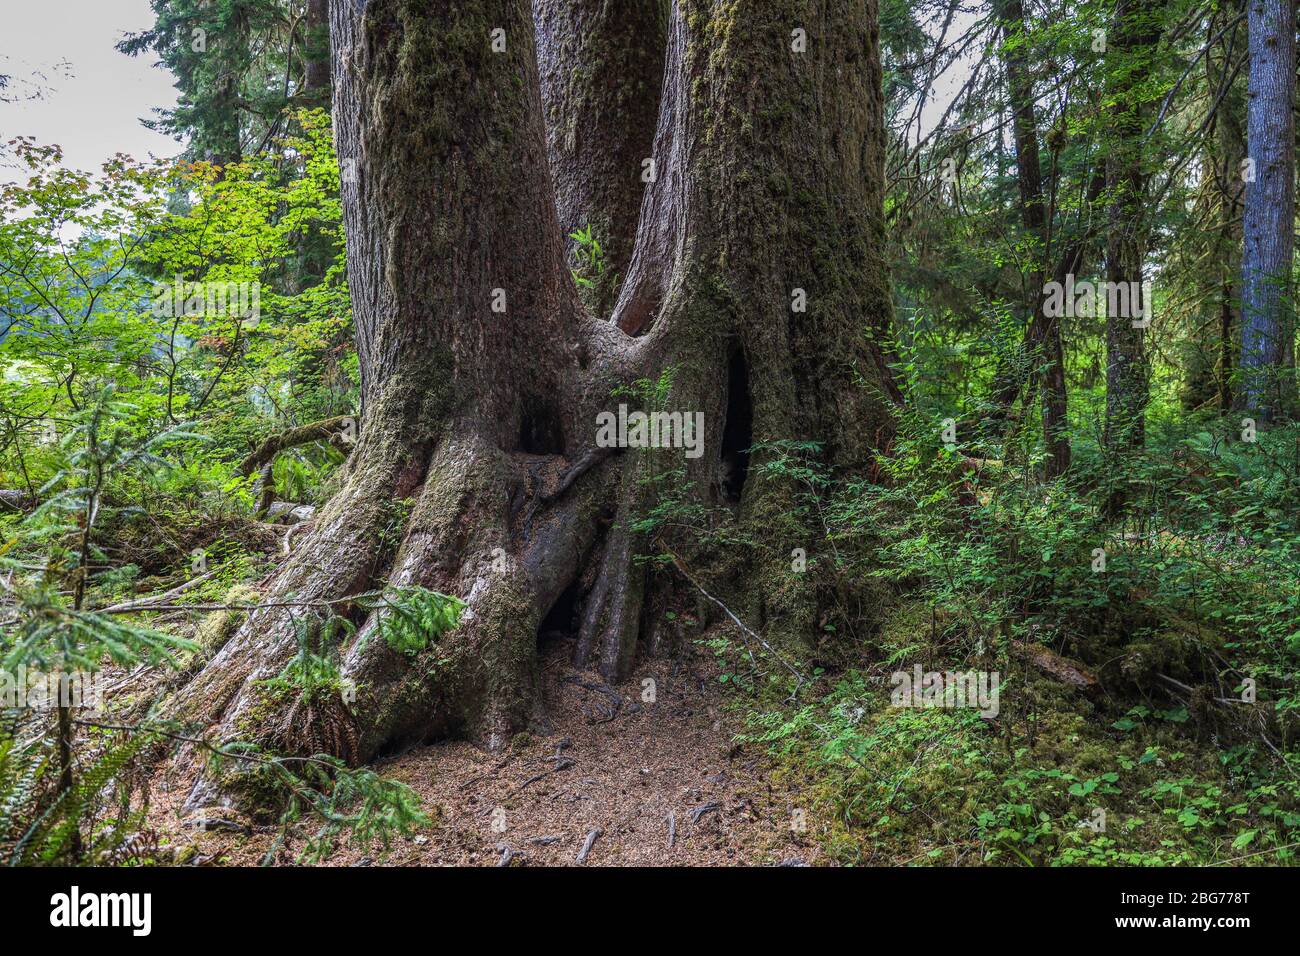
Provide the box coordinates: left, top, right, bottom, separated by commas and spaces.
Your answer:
1239, 0, 1295, 421
170, 0, 895, 796
1183, 12, 1245, 413
302, 0, 332, 106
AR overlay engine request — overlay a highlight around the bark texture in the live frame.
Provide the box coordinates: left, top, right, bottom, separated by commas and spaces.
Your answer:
170, 0, 895, 797
303, 0, 332, 105
1239, 0, 1295, 421
1183, 12, 1244, 413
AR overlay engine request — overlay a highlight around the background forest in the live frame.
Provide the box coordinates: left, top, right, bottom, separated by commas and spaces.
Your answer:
1, 0, 1299, 867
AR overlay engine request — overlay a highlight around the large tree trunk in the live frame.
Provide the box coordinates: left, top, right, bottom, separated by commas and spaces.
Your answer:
1239, 0, 1295, 422
171, 0, 895, 793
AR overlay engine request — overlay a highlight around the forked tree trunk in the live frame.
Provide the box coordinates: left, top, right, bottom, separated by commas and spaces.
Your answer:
171, 0, 895, 789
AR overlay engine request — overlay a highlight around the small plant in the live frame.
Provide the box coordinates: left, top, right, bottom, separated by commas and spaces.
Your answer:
568, 224, 605, 290
364, 585, 466, 656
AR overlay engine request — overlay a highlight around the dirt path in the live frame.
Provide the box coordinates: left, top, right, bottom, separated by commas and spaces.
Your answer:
153, 636, 820, 867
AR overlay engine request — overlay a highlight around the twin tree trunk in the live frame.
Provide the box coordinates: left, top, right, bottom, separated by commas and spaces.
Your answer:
172, 0, 894, 781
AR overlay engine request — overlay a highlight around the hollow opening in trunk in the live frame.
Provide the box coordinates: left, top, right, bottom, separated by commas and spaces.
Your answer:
518, 397, 566, 455
537, 578, 582, 648
719, 349, 753, 503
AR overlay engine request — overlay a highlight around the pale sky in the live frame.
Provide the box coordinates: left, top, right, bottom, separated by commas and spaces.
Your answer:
0, 0, 180, 178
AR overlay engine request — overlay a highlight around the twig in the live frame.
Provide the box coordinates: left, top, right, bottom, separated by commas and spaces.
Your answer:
664, 548, 806, 699
511, 757, 574, 794
689, 802, 720, 824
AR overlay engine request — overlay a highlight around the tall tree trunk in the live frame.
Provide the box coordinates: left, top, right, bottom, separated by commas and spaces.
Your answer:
997, 0, 1071, 478
1103, 0, 1160, 457
204, 4, 250, 167
170, 0, 895, 799
1239, 0, 1295, 422
302, 0, 332, 106
533, 0, 665, 317
1184, 14, 1245, 413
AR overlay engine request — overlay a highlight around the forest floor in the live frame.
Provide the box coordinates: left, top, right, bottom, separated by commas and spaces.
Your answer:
147, 634, 821, 867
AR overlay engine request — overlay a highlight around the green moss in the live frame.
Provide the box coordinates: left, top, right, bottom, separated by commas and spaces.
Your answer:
195, 584, 263, 658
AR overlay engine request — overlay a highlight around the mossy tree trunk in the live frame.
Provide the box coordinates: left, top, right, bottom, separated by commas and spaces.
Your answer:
1183, 11, 1244, 413
172, 0, 896, 784
1103, 0, 1162, 457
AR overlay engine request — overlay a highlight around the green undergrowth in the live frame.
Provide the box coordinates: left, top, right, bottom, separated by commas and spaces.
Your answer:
721, 599, 1299, 866
716, 403, 1300, 867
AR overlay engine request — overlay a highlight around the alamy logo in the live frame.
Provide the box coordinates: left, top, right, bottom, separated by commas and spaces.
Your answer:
50, 886, 151, 936
0, 668, 104, 711
595, 404, 704, 458
151, 276, 261, 328
890, 665, 1000, 717
1042, 274, 1152, 327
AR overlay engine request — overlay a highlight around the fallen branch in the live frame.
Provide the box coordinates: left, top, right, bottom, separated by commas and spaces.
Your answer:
99, 570, 216, 614
238, 416, 354, 477
564, 675, 623, 723
1011, 640, 1099, 695
510, 757, 574, 794
689, 802, 720, 825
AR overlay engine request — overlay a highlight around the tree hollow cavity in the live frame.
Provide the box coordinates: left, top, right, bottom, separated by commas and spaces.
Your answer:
518, 396, 566, 455
537, 578, 582, 648
719, 349, 753, 504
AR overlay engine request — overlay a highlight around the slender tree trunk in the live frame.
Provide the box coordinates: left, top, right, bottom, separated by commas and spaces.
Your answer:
1239, 0, 1295, 421
171, 0, 895, 800
1103, 0, 1160, 458
997, 0, 1071, 477
1184, 16, 1245, 413
986, 166, 1103, 468
204, 5, 249, 167
302, 0, 332, 106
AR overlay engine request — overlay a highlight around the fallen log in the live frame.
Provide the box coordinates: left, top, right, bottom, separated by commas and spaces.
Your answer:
1011, 640, 1100, 695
